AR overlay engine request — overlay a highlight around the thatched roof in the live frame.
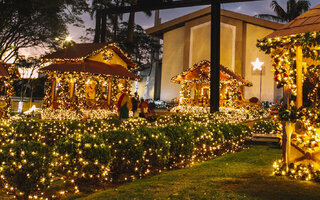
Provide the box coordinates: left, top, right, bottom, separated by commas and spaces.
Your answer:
41, 60, 140, 81
266, 4, 320, 38
171, 60, 252, 86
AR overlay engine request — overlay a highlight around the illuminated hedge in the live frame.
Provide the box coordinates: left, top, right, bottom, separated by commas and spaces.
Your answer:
0, 141, 52, 200
0, 112, 255, 198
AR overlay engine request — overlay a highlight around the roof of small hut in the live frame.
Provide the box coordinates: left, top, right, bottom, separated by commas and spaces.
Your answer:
0, 63, 10, 77
42, 43, 138, 70
40, 60, 141, 81
266, 4, 320, 38
171, 60, 252, 86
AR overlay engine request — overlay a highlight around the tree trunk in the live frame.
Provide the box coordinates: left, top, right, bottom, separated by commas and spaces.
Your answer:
101, 11, 107, 43
113, 14, 119, 40
127, 11, 135, 52
128, 0, 137, 42
94, 9, 102, 43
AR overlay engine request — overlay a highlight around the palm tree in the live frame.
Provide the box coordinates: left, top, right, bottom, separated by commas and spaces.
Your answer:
255, 0, 310, 23
91, 0, 126, 42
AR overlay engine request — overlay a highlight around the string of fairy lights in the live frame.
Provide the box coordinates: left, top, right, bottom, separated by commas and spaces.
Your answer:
0, 65, 20, 119
41, 43, 139, 71
0, 110, 263, 199
41, 71, 132, 120
257, 31, 320, 97
171, 60, 254, 109
258, 31, 320, 183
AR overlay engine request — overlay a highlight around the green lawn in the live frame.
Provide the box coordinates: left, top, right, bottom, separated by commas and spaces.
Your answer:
71, 145, 320, 200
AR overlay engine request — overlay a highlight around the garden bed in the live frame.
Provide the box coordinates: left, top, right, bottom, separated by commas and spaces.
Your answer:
0, 111, 267, 199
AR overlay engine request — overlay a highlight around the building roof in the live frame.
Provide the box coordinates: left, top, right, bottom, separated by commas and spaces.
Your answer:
0, 63, 10, 77
42, 43, 137, 69
146, 7, 283, 37
171, 60, 252, 86
40, 60, 141, 81
266, 4, 320, 38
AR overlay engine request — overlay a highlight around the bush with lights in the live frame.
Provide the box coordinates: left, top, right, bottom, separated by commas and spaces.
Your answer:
0, 110, 260, 198
0, 141, 53, 200
253, 120, 277, 135
159, 125, 195, 167
135, 127, 170, 173
99, 130, 145, 182
54, 134, 112, 191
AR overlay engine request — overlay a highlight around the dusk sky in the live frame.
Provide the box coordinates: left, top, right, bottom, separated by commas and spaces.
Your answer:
23, 0, 319, 57
68, 0, 319, 41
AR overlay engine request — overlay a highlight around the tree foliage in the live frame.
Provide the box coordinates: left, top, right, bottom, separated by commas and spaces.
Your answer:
0, 0, 89, 62
255, 0, 310, 23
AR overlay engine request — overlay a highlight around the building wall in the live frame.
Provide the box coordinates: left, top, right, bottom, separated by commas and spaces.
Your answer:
158, 13, 282, 103
161, 27, 185, 101
189, 22, 236, 71
244, 23, 282, 102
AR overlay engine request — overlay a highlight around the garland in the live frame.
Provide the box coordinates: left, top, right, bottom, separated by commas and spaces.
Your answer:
257, 31, 320, 96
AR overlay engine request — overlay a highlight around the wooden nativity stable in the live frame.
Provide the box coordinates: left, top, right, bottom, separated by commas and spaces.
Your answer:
258, 4, 320, 171
40, 43, 140, 120
171, 60, 256, 109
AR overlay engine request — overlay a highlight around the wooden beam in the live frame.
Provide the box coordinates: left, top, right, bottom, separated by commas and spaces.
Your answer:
103, 0, 260, 14
210, 0, 220, 113
296, 46, 303, 108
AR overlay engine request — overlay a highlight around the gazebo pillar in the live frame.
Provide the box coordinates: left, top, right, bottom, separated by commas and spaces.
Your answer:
296, 46, 303, 108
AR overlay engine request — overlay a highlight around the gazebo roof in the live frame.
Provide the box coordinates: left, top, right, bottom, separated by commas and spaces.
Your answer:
42, 43, 138, 70
266, 4, 320, 38
171, 60, 252, 86
40, 60, 140, 81
0, 63, 10, 77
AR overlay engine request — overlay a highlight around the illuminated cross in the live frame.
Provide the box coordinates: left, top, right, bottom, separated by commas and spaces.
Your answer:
251, 58, 264, 71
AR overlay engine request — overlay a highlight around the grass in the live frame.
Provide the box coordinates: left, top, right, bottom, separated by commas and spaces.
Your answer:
70, 145, 320, 200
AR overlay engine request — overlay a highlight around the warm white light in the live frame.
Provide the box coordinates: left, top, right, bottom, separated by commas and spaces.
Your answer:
251, 58, 264, 71
24, 105, 40, 115
66, 36, 72, 42
18, 67, 39, 79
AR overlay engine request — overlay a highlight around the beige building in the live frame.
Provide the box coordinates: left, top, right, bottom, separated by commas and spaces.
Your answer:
146, 7, 283, 103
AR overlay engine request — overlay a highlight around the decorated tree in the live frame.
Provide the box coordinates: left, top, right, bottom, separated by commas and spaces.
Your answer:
0, 0, 89, 62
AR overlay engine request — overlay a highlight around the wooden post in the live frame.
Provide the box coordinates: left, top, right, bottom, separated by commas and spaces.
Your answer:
296, 46, 303, 108
210, 0, 221, 113
282, 85, 289, 164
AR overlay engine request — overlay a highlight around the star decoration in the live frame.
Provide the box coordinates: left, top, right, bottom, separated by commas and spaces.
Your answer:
251, 58, 264, 71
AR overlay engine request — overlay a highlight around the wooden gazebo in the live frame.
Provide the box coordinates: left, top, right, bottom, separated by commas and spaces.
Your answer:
171, 60, 254, 108
41, 43, 140, 120
258, 4, 320, 171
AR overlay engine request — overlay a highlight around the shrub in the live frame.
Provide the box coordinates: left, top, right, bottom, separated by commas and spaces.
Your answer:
185, 123, 224, 159
99, 130, 145, 181
159, 125, 194, 166
253, 120, 276, 134
104, 117, 122, 127
217, 123, 235, 140
54, 134, 112, 188
135, 127, 170, 172
41, 121, 69, 146
0, 141, 52, 199
11, 120, 41, 142
207, 123, 225, 143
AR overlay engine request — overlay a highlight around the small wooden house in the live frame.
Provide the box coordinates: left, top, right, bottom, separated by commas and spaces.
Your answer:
40, 43, 140, 120
171, 60, 253, 108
